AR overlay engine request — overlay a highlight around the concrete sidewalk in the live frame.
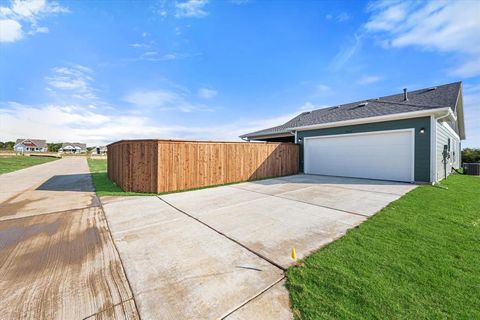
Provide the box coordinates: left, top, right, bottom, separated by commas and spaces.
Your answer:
0, 158, 138, 319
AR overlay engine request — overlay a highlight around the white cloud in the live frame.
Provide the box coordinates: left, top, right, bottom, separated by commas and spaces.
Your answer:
0, 0, 69, 42
47, 65, 91, 90
0, 19, 22, 42
299, 101, 329, 112
124, 90, 179, 108
32, 25, 48, 33
325, 12, 350, 22
300, 102, 316, 111
0, 101, 303, 145
127, 52, 191, 62
162, 53, 178, 60
139, 51, 191, 61
11, 0, 48, 17
175, 0, 208, 18
316, 84, 331, 93
450, 59, 480, 79
198, 88, 217, 99
365, 2, 409, 31
124, 89, 214, 112
330, 33, 363, 70
9, 0, 68, 18
45, 64, 99, 101
365, 0, 480, 77
336, 12, 350, 22
230, 0, 250, 5
356, 75, 382, 85
143, 51, 158, 56
128, 35, 192, 62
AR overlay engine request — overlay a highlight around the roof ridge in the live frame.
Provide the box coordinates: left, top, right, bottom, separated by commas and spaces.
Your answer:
305, 81, 461, 114
365, 99, 449, 109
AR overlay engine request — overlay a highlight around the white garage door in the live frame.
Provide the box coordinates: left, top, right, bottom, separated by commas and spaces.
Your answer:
304, 129, 414, 182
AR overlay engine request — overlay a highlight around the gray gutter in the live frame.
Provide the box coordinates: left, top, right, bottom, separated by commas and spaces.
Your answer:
242, 132, 294, 140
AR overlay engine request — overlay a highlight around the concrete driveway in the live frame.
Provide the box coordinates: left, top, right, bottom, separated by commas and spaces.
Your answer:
0, 158, 138, 319
102, 174, 416, 319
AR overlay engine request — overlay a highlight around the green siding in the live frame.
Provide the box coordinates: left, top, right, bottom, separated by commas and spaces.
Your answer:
297, 117, 431, 182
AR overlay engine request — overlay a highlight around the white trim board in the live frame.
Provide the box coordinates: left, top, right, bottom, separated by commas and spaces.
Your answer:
440, 120, 461, 140
430, 116, 437, 183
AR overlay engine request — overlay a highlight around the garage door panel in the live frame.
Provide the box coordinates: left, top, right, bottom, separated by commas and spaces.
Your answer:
304, 130, 414, 182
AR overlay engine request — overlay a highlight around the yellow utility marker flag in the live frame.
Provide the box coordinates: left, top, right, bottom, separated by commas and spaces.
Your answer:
291, 246, 297, 261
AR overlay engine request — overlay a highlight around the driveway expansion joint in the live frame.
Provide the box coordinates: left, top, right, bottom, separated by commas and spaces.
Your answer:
97, 196, 142, 319
156, 195, 287, 271
220, 275, 286, 319
81, 297, 137, 320
228, 185, 371, 218
276, 175, 414, 196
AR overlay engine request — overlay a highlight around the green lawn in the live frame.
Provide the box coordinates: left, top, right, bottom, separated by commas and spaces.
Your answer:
0, 155, 58, 174
87, 158, 154, 197
287, 174, 480, 319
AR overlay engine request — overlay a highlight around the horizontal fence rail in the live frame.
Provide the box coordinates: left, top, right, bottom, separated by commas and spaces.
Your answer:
107, 140, 299, 193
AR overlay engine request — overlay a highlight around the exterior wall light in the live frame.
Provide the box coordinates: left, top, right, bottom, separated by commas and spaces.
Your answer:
420, 128, 425, 134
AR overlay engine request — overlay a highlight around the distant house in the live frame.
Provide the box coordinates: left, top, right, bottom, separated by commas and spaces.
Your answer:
94, 146, 107, 155
14, 139, 48, 152
59, 142, 87, 153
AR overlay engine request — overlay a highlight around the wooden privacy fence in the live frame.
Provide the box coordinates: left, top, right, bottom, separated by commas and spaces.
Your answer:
107, 140, 299, 193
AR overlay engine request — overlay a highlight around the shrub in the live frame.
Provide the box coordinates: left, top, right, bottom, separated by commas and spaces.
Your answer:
462, 148, 480, 163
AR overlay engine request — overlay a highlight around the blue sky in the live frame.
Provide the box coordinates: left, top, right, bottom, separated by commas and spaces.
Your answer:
1, 0, 479, 147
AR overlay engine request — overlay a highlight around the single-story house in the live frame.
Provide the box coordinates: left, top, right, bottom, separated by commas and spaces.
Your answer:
94, 146, 107, 155
14, 139, 48, 152
59, 142, 87, 153
240, 82, 466, 184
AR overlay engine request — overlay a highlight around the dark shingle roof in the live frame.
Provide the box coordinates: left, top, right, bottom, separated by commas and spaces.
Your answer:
241, 82, 461, 138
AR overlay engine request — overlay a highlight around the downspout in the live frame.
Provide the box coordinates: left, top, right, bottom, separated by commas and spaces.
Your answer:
436, 109, 451, 122
290, 130, 298, 144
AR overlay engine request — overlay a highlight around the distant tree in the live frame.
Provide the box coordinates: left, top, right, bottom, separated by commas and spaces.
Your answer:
48, 143, 63, 152
1, 141, 15, 150
462, 148, 480, 163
